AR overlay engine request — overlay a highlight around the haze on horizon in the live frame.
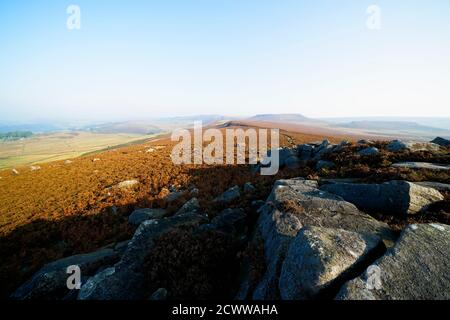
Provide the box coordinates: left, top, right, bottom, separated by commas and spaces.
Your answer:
1, 0, 450, 122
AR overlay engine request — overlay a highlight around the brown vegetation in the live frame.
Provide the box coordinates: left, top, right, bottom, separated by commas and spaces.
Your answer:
0, 126, 448, 298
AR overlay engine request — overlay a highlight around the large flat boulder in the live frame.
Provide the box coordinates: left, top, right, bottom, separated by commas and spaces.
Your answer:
279, 226, 384, 300
252, 178, 393, 300
321, 181, 444, 215
336, 223, 450, 300
78, 213, 206, 300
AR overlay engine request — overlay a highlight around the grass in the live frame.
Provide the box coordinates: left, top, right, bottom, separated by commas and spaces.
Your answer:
0, 131, 154, 170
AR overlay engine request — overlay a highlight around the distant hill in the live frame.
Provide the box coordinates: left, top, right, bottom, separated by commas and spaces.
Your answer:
330, 120, 450, 140
246, 114, 318, 123
85, 121, 163, 135
0, 123, 62, 134
337, 121, 443, 131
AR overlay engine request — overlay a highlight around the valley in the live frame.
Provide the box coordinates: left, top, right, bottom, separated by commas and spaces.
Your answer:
0, 131, 158, 169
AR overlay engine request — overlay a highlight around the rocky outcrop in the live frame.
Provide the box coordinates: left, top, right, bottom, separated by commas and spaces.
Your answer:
251, 178, 393, 299
256, 140, 341, 172
128, 208, 167, 225
279, 226, 384, 299
321, 181, 444, 215
214, 186, 241, 203
431, 137, 450, 147
78, 213, 206, 300
336, 223, 450, 300
392, 162, 450, 171
11, 248, 121, 300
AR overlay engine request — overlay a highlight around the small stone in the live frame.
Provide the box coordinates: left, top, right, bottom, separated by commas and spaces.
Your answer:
150, 288, 168, 300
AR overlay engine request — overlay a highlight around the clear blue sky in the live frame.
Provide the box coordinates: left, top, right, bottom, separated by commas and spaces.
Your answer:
1, 0, 449, 121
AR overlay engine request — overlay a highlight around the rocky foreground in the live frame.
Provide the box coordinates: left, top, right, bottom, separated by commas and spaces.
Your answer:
10, 137, 450, 300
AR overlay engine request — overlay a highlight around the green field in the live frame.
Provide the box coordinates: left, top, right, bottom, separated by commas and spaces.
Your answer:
0, 131, 153, 169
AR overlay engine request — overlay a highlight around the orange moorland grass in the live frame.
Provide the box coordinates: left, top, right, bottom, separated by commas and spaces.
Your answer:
1, 125, 448, 297
0, 127, 342, 297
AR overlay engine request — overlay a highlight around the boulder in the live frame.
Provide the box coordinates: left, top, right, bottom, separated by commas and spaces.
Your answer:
336, 223, 450, 300
431, 137, 450, 147
214, 186, 240, 203
358, 147, 379, 156
263, 148, 300, 169
128, 208, 167, 225
387, 140, 441, 152
316, 160, 335, 170
11, 248, 120, 300
30, 165, 41, 171
12, 168, 19, 175
78, 213, 206, 300
279, 148, 299, 168
406, 142, 441, 152
252, 178, 393, 299
392, 162, 449, 171
279, 226, 384, 300
321, 181, 444, 215
312, 140, 335, 160
115, 180, 139, 189
174, 197, 201, 216
415, 181, 450, 193
386, 140, 407, 152
357, 139, 374, 145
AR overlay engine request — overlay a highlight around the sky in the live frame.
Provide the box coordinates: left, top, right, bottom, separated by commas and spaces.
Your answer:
0, 0, 450, 122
